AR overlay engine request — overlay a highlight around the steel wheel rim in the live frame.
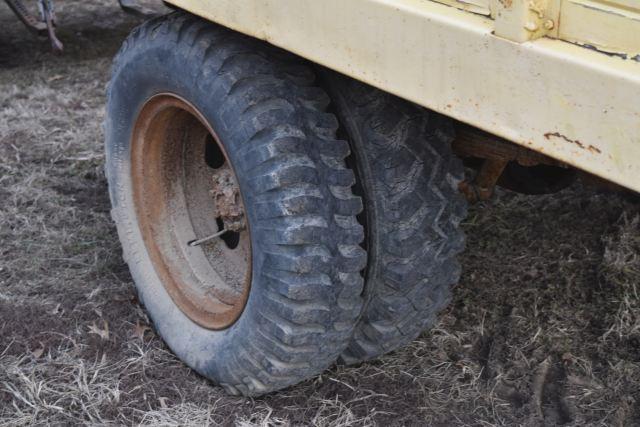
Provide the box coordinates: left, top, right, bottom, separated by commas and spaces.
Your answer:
131, 93, 252, 330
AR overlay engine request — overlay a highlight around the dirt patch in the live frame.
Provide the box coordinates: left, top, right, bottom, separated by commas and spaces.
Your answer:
1, 1, 639, 425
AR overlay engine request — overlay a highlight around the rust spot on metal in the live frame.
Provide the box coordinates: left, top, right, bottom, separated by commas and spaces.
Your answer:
544, 131, 579, 145
588, 146, 602, 154
543, 132, 601, 154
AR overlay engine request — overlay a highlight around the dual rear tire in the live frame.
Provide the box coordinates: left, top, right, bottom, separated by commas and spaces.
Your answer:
105, 13, 467, 395
321, 71, 468, 364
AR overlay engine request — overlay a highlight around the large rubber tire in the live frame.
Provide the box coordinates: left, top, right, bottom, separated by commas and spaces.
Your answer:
320, 72, 468, 364
105, 13, 366, 396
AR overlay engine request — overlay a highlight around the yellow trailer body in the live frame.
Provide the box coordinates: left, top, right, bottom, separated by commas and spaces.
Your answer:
164, 0, 640, 192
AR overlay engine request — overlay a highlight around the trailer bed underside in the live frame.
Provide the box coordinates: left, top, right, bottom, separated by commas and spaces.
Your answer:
166, 0, 640, 192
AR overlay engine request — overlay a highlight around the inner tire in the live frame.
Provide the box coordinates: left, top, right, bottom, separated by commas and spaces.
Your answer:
105, 13, 366, 395
320, 71, 468, 363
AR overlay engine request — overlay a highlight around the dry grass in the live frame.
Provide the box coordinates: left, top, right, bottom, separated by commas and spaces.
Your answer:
1, 1, 639, 425
602, 214, 640, 341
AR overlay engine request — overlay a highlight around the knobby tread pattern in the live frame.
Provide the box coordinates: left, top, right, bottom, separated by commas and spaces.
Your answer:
106, 13, 365, 395
319, 71, 468, 364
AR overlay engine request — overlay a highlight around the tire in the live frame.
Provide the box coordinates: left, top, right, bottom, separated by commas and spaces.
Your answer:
105, 13, 366, 396
320, 71, 468, 364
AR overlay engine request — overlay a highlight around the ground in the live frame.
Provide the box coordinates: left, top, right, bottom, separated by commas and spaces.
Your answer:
1, 1, 639, 425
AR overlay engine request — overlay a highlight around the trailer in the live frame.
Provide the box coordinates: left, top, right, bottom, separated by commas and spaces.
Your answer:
103, 0, 640, 395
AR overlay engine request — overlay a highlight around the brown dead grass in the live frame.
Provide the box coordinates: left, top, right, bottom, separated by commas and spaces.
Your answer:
1, 1, 639, 425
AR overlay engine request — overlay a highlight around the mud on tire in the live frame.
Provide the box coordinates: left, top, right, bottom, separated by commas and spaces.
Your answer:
105, 13, 366, 395
320, 71, 468, 363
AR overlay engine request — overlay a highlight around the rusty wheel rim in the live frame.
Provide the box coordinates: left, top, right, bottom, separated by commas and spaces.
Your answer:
131, 94, 252, 330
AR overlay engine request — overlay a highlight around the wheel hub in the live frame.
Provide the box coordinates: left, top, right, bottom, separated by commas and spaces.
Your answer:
211, 164, 246, 233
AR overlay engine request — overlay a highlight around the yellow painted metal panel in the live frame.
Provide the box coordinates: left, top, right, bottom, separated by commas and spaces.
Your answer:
166, 0, 640, 192
431, 0, 492, 15
559, 0, 640, 57
601, 0, 640, 9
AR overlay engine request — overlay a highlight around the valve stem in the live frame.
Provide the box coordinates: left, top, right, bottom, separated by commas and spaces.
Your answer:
188, 228, 228, 247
